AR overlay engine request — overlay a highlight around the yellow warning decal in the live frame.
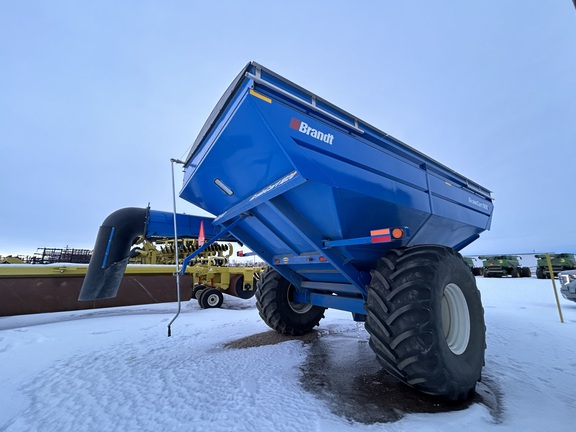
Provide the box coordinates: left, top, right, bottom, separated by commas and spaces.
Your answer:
250, 89, 272, 103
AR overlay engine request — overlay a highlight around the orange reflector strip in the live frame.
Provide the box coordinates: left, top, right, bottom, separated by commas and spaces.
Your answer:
370, 228, 390, 237
371, 228, 391, 243
392, 228, 404, 239
319, 256, 327, 262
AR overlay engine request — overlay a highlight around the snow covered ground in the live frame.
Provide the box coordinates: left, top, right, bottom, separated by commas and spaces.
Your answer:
1, 277, 576, 432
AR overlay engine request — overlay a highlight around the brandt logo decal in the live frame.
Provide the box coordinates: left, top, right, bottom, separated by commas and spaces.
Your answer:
290, 118, 334, 145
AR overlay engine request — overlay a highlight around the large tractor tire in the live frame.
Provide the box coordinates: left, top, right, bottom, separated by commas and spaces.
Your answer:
521, 267, 532, 278
536, 268, 545, 279
365, 245, 485, 401
256, 267, 325, 336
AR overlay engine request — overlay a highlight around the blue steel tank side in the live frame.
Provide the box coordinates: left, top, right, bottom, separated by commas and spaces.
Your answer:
246, 62, 491, 199
181, 61, 492, 217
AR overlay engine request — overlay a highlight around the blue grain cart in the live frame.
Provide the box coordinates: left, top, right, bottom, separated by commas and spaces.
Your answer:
80, 62, 493, 401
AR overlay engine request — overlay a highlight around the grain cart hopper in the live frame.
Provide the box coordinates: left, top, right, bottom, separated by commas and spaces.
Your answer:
535, 253, 576, 279
80, 62, 493, 401
479, 255, 531, 278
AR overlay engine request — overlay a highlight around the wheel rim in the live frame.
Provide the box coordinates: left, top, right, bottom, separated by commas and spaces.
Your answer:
206, 293, 220, 307
287, 284, 313, 314
441, 283, 470, 355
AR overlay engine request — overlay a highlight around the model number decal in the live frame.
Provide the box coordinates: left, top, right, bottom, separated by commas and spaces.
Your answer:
468, 197, 489, 211
249, 171, 298, 202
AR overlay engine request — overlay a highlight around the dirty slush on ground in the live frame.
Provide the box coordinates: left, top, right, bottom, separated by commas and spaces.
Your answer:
224, 328, 503, 424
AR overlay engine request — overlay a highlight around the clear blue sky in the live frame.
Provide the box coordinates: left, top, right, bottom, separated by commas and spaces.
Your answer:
1, 1, 575, 257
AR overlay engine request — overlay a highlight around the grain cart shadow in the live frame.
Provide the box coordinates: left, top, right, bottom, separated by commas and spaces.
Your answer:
299, 330, 503, 424
224, 328, 502, 424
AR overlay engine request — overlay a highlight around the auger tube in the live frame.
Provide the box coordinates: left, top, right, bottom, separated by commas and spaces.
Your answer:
79, 207, 220, 301
79, 208, 148, 301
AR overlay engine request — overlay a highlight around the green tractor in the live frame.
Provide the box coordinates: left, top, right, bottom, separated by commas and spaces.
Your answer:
479, 255, 531, 278
534, 253, 576, 279
464, 256, 484, 276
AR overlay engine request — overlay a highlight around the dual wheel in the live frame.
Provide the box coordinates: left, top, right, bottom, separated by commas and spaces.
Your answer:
192, 284, 223, 309
511, 267, 532, 278
255, 245, 485, 401
536, 267, 557, 279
